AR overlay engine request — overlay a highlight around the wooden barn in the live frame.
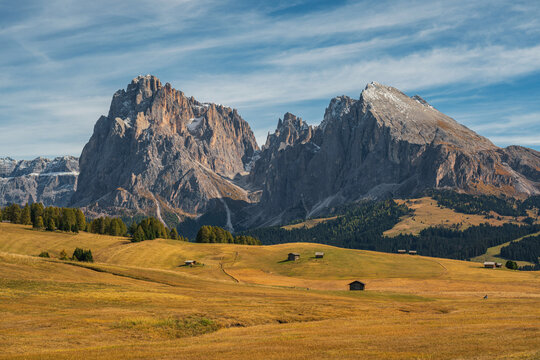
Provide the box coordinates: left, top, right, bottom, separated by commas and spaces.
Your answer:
184, 260, 197, 266
315, 252, 324, 258
397, 249, 406, 254
483, 261, 496, 268
408, 250, 417, 255
496, 263, 502, 268
349, 281, 365, 291
288, 253, 300, 261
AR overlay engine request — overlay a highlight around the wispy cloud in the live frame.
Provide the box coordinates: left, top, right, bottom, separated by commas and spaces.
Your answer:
0, 0, 539, 157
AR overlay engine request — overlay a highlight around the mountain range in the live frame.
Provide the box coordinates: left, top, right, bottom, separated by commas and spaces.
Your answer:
1, 75, 539, 232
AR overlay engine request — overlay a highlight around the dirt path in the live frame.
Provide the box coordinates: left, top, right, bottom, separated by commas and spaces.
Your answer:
220, 252, 239, 283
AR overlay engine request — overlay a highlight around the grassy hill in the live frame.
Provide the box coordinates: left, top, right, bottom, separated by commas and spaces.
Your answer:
384, 197, 525, 236
0, 223, 539, 359
471, 231, 540, 267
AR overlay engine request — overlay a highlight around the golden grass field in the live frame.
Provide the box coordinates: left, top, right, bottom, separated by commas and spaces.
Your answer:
0, 223, 539, 359
384, 197, 525, 236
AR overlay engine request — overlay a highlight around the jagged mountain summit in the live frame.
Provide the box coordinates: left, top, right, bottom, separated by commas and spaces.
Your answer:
0, 156, 79, 207
71, 75, 259, 228
2, 76, 538, 232
243, 82, 540, 226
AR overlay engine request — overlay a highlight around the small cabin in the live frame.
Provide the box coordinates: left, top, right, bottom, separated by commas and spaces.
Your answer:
184, 260, 197, 266
408, 250, 417, 255
495, 263, 502, 268
483, 261, 496, 269
349, 281, 365, 291
288, 253, 300, 261
315, 252, 324, 258
397, 249, 407, 254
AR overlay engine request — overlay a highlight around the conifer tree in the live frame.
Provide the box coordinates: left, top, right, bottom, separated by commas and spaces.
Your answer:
46, 218, 56, 231
21, 204, 32, 225
34, 216, 44, 230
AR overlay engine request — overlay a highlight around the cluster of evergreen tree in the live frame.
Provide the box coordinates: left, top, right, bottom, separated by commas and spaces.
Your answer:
242, 198, 540, 261
500, 234, 540, 264
1, 203, 87, 232
385, 223, 540, 259
519, 195, 540, 213
426, 190, 525, 216
196, 225, 261, 245
72, 248, 94, 262
241, 200, 410, 248
88, 217, 127, 236
1, 203, 33, 225
129, 217, 187, 242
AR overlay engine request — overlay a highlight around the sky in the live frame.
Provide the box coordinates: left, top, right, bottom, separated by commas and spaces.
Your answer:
0, 0, 539, 159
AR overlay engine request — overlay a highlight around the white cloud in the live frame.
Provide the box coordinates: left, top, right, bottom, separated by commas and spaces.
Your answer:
1, 0, 540, 157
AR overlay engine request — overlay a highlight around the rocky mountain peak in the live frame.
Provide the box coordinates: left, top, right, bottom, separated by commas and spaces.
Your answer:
263, 112, 312, 152
320, 95, 356, 131
72, 76, 259, 223
358, 82, 496, 151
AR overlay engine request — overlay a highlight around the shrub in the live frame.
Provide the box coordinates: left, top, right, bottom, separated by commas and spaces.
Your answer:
505, 260, 518, 270
59, 249, 68, 260
38, 251, 50, 258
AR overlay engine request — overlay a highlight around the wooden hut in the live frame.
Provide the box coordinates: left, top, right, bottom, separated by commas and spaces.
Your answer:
397, 249, 407, 254
288, 253, 300, 261
348, 281, 365, 291
483, 261, 496, 268
495, 263, 502, 268
315, 252, 324, 258
408, 250, 417, 255
184, 260, 196, 266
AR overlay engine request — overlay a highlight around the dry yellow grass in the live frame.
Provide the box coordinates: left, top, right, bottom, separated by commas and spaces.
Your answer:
0, 223, 539, 359
384, 197, 523, 236
282, 216, 339, 230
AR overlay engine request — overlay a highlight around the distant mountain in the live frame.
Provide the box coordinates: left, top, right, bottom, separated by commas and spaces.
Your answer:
0, 156, 78, 206
242, 82, 540, 226
2, 77, 539, 232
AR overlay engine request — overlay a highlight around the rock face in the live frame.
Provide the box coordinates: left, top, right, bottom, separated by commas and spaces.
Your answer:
4, 77, 537, 231
245, 82, 540, 226
71, 75, 259, 229
0, 156, 79, 206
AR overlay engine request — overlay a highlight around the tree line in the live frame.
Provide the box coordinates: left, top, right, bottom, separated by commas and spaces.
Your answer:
426, 190, 526, 216
426, 190, 540, 218
196, 225, 261, 245
240, 200, 410, 248
241, 199, 540, 261
500, 234, 540, 264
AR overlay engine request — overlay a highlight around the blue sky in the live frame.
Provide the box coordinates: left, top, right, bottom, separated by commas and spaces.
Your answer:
1, 0, 539, 159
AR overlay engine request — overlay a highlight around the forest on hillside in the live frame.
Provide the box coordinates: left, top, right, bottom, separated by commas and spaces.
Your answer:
500, 234, 540, 264
426, 190, 540, 218
241, 197, 540, 262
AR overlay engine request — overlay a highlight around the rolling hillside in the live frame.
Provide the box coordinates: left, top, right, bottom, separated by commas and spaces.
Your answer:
0, 223, 539, 359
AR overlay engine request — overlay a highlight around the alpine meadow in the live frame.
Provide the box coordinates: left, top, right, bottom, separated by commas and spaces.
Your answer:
1, 1, 540, 359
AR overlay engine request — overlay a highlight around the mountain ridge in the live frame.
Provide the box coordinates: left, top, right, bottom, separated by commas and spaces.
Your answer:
1, 76, 539, 232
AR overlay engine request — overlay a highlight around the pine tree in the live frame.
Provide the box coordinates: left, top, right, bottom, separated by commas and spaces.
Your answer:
46, 218, 56, 231
75, 209, 86, 232
21, 204, 32, 225
170, 228, 179, 240
132, 226, 146, 242
34, 216, 45, 230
